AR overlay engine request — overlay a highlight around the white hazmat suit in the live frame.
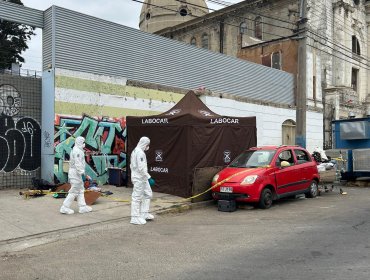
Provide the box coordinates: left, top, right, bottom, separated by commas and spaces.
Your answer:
60, 136, 92, 214
130, 136, 154, 225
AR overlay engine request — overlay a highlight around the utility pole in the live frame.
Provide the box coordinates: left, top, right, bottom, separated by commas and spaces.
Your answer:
296, 0, 307, 148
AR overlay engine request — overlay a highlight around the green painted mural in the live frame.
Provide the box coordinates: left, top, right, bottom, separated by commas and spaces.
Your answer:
54, 115, 126, 185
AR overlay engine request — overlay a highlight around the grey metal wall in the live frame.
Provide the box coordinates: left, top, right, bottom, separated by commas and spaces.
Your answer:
0, 2, 295, 105
42, 7, 53, 70
0, 1, 43, 28
49, 6, 294, 105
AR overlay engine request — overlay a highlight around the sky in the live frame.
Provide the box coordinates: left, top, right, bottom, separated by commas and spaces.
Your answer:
20, 0, 243, 71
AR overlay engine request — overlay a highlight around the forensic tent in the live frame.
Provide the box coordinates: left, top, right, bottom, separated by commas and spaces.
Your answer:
126, 91, 256, 198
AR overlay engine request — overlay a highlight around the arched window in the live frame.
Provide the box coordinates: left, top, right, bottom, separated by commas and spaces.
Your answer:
254, 16, 262, 40
352, 35, 361, 55
201, 33, 209, 49
190, 37, 196, 46
240, 22, 247, 34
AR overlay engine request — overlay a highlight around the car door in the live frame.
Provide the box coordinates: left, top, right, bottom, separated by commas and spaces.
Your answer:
274, 149, 300, 195
293, 148, 314, 190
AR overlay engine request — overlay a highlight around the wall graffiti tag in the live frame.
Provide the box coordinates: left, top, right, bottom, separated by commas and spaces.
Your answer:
54, 115, 127, 184
0, 84, 41, 173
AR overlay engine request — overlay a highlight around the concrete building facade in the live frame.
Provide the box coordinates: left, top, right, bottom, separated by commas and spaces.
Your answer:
154, 0, 370, 148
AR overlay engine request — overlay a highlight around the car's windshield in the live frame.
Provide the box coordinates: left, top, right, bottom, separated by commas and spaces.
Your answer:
229, 150, 276, 168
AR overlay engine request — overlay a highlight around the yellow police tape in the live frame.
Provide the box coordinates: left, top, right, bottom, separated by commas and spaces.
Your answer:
96, 168, 252, 204
104, 166, 254, 203
331, 157, 345, 162
165, 168, 254, 203
20, 168, 255, 204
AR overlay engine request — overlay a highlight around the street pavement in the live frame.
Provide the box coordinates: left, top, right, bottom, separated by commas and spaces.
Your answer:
0, 185, 207, 253
0, 184, 369, 280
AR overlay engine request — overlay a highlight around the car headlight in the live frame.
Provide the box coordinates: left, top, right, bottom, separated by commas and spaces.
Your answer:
212, 174, 219, 184
241, 175, 258, 185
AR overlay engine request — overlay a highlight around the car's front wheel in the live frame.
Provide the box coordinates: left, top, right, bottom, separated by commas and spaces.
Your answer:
305, 180, 318, 198
258, 188, 273, 209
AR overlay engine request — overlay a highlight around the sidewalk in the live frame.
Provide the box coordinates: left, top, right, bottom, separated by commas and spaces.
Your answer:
0, 185, 212, 253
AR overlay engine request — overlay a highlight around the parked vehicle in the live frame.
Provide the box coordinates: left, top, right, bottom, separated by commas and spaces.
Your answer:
212, 146, 320, 209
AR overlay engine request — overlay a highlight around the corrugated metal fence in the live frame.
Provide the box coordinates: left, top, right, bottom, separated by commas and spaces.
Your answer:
46, 6, 295, 105
0, 1, 295, 105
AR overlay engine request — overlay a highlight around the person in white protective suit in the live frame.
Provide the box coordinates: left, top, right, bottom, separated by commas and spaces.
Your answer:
130, 136, 154, 225
60, 136, 92, 214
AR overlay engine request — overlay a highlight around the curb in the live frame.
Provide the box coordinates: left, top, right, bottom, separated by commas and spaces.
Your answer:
156, 200, 215, 215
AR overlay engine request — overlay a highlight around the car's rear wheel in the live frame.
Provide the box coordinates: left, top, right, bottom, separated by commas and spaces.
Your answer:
305, 180, 318, 198
259, 188, 273, 209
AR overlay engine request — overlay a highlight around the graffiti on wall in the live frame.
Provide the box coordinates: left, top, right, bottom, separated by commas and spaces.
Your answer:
54, 115, 127, 184
0, 85, 41, 173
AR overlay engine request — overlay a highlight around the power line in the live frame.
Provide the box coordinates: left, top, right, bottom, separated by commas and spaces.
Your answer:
206, 0, 234, 6
307, 29, 370, 65
306, 35, 370, 71
308, 4, 366, 43
133, 0, 290, 40
134, 0, 370, 70
180, 0, 296, 31
206, 0, 296, 25
199, 0, 368, 69
176, 0, 293, 31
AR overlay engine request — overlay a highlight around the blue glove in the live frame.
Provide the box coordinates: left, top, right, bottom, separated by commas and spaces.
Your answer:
148, 178, 155, 187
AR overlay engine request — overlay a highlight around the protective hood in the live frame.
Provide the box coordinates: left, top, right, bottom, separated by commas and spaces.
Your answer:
75, 136, 85, 150
136, 136, 150, 151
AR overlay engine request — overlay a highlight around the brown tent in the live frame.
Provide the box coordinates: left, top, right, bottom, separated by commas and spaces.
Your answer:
126, 91, 257, 198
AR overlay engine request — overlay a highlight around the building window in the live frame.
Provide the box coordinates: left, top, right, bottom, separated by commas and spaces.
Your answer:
271, 52, 281, 70
179, 8, 188, 17
201, 33, 209, 49
240, 22, 248, 47
240, 22, 247, 34
352, 36, 360, 55
353, 0, 360, 5
351, 68, 359, 92
190, 37, 196, 46
254, 16, 262, 40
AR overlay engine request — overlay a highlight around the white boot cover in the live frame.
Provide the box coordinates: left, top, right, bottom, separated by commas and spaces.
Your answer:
77, 193, 92, 213
141, 199, 154, 220
60, 193, 77, 214
130, 200, 146, 225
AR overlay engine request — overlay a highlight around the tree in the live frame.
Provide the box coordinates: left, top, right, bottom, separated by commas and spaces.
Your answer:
0, 0, 35, 69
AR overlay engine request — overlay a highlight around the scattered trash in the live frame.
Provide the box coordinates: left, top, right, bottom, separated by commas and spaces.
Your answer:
19, 190, 47, 199
52, 191, 68, 198
100, 191, 113, 196
340, 188, 348, 195
31, 177, 57, 191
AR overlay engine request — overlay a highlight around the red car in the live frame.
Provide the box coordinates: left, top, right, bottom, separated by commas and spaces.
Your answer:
212, 145, 320, 209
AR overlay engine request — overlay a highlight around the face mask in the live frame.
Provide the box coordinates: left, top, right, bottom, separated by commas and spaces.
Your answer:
145, 146, 149, 151
82, 143, 86, 148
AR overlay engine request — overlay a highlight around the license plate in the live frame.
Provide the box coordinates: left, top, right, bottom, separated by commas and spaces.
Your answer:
220, 187, 233, 193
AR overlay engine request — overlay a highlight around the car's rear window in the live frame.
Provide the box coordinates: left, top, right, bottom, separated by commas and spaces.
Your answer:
229, 150, 276, 168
